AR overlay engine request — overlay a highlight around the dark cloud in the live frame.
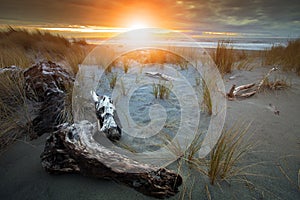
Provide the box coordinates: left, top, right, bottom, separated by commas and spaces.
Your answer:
0, 0, 299, 36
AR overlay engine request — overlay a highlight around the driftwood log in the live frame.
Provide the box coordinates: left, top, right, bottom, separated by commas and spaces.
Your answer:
227, 67, 278, 100
41, 121, 182, 199
24, 61, 74, 139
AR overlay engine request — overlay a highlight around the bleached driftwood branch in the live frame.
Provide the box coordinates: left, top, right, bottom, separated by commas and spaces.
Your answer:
227, 67, 278, 100
256, 67, 278, 91
145, 72, 174, 81
91, 91, 121, 141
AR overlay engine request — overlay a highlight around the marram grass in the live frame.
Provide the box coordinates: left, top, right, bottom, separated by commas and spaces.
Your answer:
212, 40, 235, 75
263, 39, 300, 75
0, 27, 92, 74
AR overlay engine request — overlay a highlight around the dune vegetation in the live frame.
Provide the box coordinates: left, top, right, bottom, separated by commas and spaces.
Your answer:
0, 27, 90, 149
0, 27, 92, 73
263, 39, 300, 75
211, 40, 235, 75
0, 70, 30, 147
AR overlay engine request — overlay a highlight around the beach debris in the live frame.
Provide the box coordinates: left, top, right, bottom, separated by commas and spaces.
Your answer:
229, 75, 237, 80
256, 67, 278, 91
145, 72, 174, 81
227, 67, 278, 100
227, 83, 256, 100
23, 61, 74, 139
268, 103, 280, 115
24, 61, 74, 101
41, 121, 182, 199
91, 91, 121, 141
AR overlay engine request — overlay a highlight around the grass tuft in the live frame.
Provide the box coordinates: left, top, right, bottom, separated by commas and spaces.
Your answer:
207, 123, 252, 185
0, 47, 31, 68
162, 134, 184, 158
263, 39, 300, 75
202, 79, 212, 115
109, 73, 118, 89
259, 76, 291, 91
152, 81, 173, 99
185, 131, 203, 162
0, 27, 92, 74
212, 40, 234, 74
0, 70, 33, 148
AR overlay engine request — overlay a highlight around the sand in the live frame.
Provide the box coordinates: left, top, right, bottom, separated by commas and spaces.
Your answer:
0, 62, 299, 199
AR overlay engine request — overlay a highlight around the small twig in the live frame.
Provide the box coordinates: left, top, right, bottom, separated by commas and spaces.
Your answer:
205, 184, 212, 200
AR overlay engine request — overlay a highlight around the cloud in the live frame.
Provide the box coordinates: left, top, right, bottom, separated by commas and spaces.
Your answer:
0, 0, 299, 36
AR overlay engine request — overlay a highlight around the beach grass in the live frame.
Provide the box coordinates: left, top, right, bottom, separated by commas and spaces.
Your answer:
185, 130, 203, 162
202, 79, 212, 115
65, 44, 90, 74
152, 81, 173, 99
235, 58, 256, 71
259, 75, 291, 91
0, 27, 92, 73
123, 59, 130, 73
109, 73, 118, 89
0, 71, 33, 148
57, 82, 74, 124
162, 134, 184, 158
0, 47, 31, 68
153, 83, 159, 99
212, 40, 235, 74
187, 123, 253, 186
263, 38, 300, 75
207, 123, 252, 185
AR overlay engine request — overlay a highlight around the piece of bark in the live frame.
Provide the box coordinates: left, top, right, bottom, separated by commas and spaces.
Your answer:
41, 121, 182, 199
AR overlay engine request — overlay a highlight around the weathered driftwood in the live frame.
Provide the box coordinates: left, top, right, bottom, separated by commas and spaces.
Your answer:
227, 83, 256, 100
41, 121, 182, 199
145, 72, 174, 81
256, 67, 278, 91
24, 61, 74, 139
24, 61, 74, 102
227, 67, 278, 100
91, 91, 121, 141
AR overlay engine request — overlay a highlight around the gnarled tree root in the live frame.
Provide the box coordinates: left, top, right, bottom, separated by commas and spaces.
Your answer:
41, 121, 182, 199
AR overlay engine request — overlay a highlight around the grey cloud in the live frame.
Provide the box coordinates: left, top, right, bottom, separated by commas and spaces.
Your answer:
0, 0, 299, 36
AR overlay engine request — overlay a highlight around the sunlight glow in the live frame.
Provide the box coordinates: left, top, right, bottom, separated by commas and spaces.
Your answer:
39, 26, 127, 33
128, 22, 149, 30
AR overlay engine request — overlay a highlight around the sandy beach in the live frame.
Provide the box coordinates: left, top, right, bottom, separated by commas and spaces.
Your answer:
0, 0, 299, 199
0, 55, 299, 199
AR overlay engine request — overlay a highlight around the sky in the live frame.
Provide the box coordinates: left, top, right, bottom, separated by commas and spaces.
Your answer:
0, 0, 299, 38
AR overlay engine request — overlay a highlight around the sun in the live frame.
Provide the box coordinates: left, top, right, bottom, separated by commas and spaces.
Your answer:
128, 22, 149, 30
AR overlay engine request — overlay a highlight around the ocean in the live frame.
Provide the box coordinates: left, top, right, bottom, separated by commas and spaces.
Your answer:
87, 37, 292, 51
